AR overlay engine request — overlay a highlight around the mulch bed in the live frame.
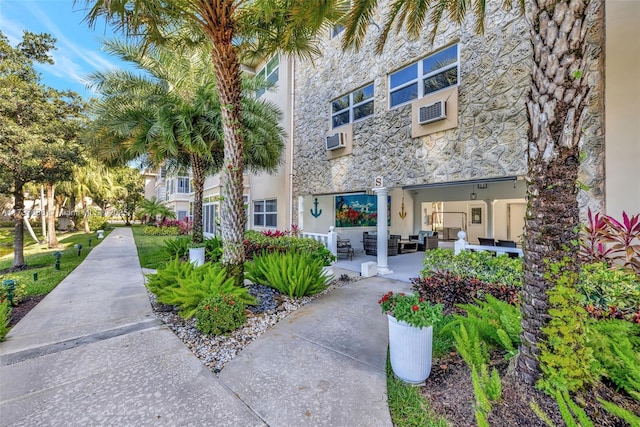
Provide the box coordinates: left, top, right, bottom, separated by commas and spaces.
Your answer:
422, 350, 640, 426
8, 295, 46, 327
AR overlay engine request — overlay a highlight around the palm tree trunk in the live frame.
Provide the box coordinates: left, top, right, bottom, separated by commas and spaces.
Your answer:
46, 182, 59, 248
516, 0, 602, 385
82, 199, 90, 233
201, 1, 246, 286
191, 153, 205, 244
11, 178, 26, 270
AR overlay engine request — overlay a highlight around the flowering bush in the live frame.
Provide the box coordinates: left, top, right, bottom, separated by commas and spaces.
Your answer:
195, 294, 246, 336
379, 291, 443, 329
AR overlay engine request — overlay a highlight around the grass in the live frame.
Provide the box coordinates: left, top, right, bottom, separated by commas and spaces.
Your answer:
130, 225, 171, 269
0, 225, 44, 258
0, 228, 109, 297
386, 354, 449, 427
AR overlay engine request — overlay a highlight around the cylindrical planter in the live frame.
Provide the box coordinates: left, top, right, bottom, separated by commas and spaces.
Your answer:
189, 247, 205, 267
387, 314, 433, 384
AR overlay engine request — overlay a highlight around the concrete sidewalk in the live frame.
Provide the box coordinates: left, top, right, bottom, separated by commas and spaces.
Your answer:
0, 227, 411, 426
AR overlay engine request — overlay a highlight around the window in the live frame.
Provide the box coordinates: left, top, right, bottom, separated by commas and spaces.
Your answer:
253, 199, 277, 228
177, 210, 188, 221
331, 84, 374, 128
389, 44, 458, 108
203, 203, 218, 235
256, 55, 279, 98
177, 176, 190, 194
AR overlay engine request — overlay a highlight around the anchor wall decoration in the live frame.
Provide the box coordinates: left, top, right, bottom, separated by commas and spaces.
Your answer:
399, 197, 407, 219
310, 197, 322, 218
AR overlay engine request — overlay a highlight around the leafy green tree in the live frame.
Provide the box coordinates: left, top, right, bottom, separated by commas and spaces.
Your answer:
110, 167, 145, 225
79, 0, 346, 285
342, 0, 602, 385
86, 38, 285, 243
0, 30, 85, 266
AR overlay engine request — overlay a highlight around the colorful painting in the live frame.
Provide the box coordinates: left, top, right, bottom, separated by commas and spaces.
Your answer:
335, 195, 390, 227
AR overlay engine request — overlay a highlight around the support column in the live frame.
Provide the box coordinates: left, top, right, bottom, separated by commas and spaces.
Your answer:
485, 199, 495, 238
374, 187, 393, 275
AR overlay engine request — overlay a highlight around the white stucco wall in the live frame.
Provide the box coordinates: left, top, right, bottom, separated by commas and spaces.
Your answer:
605, 1, 640, 217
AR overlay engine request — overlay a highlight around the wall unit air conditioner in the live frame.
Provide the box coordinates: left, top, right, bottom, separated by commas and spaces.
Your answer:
326, 132, 347, 151
418, 100, 446, 125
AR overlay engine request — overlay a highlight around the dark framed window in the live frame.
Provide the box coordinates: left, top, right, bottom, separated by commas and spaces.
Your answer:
331, 84, 374, 128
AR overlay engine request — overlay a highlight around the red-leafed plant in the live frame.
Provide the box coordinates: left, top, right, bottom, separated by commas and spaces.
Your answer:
579, 210, 640, 274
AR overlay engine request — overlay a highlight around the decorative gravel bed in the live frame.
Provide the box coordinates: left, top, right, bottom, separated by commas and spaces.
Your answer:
147, 273, 360, 373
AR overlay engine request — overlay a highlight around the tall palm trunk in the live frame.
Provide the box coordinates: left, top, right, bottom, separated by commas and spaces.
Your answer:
46, 182, 59, 248
201, 0, 246, 286
516, 0, 602, 385
82, 198, 90, 233
190, 153, 206, 244
11, 178, 26, 270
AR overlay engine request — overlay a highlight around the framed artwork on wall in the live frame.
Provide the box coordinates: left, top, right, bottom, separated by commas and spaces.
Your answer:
335, 194, 391, 227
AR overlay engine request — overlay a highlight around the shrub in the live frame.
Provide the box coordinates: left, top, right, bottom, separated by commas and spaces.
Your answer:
145, 259, 256, 319
0, 300, 10, 341
411, 272, 519, 314
195, 294, 247, 335
421, 248, 522, 287
537, 261, 596, 395
0, 277, 27, 306
579, 209, 640, 274
446, 295, 521, 359
578, 262, 640, 320
163, 236, 191, 258
245, 251, 331, 298
204, 237, 223, 262
587, 319, 640, 400
143, 225, 180, 236
243, 230, 335, 266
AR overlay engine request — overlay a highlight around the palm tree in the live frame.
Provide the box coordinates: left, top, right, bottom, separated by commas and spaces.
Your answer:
139, 197, 176, 224
342, 0, 602, 385
79, 0, 345, 285
87, 38, 286, 244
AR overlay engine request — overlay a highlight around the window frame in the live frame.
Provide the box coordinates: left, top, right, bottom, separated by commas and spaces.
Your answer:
256, 55, 280, 98
330, 83, 375, 129
388, 44, 459, 109
176, 176, 191, 194
253, 198, 277, 228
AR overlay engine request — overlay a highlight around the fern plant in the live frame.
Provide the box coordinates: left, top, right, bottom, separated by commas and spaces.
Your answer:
145, 257, 194, 297
443, 295, 521, 359
587, 319, 640, 400
246, 251, 331, 298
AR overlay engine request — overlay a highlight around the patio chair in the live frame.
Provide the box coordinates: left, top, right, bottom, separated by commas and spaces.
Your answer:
409, 231, 439, 251
496, 240, 519, 258
363, 232, 399, 256
478, 237, 496, 246
337, 237, 354, 261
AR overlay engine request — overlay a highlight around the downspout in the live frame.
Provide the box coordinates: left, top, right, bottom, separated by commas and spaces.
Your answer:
288, 56, 295, 227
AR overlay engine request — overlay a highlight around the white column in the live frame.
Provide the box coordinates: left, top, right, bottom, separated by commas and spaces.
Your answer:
485, 199, 495, 238
374, 187, 393, 275
327, 226, 338, 257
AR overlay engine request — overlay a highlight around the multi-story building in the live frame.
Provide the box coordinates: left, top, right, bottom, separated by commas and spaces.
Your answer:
149, 2, 638, 252
292, 1, 639, 251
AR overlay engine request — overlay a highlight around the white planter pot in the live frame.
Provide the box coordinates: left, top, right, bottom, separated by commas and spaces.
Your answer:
322, 265, 334, 280
189, 247, 205, 267
387, 314, 433, 384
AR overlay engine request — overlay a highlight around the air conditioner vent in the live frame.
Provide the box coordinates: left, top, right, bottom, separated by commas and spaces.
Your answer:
326, 132, 347, 151
418, 100, 446, 125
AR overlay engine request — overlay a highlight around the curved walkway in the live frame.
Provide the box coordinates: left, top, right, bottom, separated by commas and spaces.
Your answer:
0, 227, 411, 426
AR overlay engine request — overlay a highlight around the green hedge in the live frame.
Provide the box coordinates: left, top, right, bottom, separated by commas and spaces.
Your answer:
243, 230, 335, 266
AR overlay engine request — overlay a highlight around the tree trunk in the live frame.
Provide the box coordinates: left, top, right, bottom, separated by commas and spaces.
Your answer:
46, 182, 59, 248
201, 1, 246, 286
190, 153, 205, 244
82, 199, 90, 233
11, 178, 26, 270
516, 0, 601, 385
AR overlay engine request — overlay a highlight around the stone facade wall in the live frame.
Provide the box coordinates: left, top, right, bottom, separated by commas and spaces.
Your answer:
293, 3, 530, 198
292, 2, 605, 222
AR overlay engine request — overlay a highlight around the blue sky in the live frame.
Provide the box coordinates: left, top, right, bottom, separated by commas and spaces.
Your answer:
0, 0, 127, 100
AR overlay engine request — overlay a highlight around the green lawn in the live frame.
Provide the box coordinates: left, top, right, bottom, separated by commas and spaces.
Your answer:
0, 229, 109, 297
130, 225, 171, 269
